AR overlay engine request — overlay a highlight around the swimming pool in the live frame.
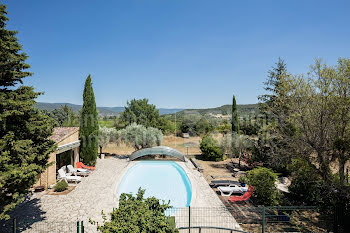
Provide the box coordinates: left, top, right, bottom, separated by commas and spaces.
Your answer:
118, 161, 192, 207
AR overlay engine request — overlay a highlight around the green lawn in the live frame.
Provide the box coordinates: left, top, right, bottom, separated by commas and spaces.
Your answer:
98, 120, 114, 128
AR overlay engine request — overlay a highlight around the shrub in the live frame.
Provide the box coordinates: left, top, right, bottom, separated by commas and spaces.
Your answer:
94, 188, 178, 233
54, 180, 68, 192
200, 135, 224, 161
247, 167, 280, 205
238, 175, 248, 184
288, 159, 325, 205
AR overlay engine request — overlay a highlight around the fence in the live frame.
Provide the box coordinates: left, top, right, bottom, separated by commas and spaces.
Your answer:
165, 206, 337, 233
0, 219, 79, 233
0, 206, 344, 233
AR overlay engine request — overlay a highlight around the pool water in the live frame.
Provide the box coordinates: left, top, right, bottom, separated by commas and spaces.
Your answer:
118, 161, 192, 207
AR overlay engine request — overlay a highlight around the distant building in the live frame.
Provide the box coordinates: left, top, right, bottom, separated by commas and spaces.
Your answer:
35, 127, 80, 189
182, 133, 190, 138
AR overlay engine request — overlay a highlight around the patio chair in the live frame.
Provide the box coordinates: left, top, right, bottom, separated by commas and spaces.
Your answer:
229, 185, 254, 203
210, 180, 241, 188
76, 162, 95, 171
58, 168, 82, 183
217, 184, 248, 196
67, 165, 89, 177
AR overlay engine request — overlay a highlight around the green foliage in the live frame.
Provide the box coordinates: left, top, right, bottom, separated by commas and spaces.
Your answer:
238, 175, 248, 184
200, 135, 224, 161
239, 119, 259, 136
232, 95, 240, 134
259, 57, 288, 108
250, 136, 290, 175
180, 114, 200, 136
247, 167, 280, 205
42, 105, 79, 127
217, 120, 232, 134
288, 159, 325, 205
0, 4, 56, 220
79, 75, 99, 165
54, 180, 68, 192
99, 127, 117, 153
117, 123, 163, 150
158, 117, 175, 135
120, 98, 161, 128
167, 104, 259, 119
195, 118, 214, 135
95, 188, 178, 233
220, 133, 251, 160
180, 114, 215, 136
98, 119, 115, 128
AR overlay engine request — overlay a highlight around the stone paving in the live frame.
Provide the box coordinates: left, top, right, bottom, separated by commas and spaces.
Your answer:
1, 157, 242, 233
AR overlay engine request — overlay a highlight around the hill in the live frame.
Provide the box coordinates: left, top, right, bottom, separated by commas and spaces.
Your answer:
164, 104, 259, 119
36, 102, 184, 116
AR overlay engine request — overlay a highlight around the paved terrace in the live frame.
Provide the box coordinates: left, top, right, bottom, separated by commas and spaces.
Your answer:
1, 157, 242, 233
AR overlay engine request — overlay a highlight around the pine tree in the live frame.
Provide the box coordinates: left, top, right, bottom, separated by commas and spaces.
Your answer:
232, 95, 240, 134
79, 75, 99, 165
259, 57, 288, 110
0, 4, 56, 220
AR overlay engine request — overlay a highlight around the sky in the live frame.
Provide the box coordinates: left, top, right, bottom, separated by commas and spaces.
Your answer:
4, 0, 350, 108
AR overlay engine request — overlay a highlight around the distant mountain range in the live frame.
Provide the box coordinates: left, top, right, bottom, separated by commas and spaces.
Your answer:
165, 104, 259, 118
36, 102, 259, 118
36, 102, 184, 116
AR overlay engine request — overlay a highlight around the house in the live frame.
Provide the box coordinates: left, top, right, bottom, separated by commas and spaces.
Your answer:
35, 127, 80, 189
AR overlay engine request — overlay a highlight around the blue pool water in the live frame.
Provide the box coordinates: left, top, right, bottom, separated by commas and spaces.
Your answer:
118, 161, 192, 207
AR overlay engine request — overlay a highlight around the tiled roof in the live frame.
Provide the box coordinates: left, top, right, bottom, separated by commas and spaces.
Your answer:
50, 127, 79, 143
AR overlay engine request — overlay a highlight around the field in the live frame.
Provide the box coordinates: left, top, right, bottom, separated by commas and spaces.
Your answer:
101, 133, 230, 156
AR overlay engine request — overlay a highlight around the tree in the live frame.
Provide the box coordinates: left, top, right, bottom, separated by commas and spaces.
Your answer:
180, 114, 201, 136
260, 58, 350, 224
0, 4, 56, 220
200, 135, 225, 161
120, 98, 161, 128
42, 105, 78, 127
93, 188, 178, 233
79, 75, 99, 165
259, 57, 288, 109
232, 134, 251, 167
232, 95, 240, 134
247, 167, 280, 205
267, 59, 350, 185
256, 58, 292, 173
158, 117, 175, 135
117, 123, 162, 150
99, 127, 117, 154
195, 117, 214, 135
220, 133, 251, 166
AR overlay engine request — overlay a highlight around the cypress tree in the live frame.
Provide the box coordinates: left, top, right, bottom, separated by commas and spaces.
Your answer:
0, 4, 56, 220
79, 75, 99, 165
232, 95, 240, 134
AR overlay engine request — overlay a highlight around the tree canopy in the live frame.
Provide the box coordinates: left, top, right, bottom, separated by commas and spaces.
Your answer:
117, 123, 163, 150
79, 75, 99, 165
0, 4, 56, 220
99, 126, 117, 154
42, 105, 78, 127
94, 188, 178, 233
120, 98, 161, 128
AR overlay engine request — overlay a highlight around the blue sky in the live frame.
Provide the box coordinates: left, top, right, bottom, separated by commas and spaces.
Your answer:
5, 0, 350, 108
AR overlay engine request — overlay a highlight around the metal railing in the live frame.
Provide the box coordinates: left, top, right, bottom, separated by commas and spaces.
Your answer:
178, 226, 248, 233
1, 205, 344, 233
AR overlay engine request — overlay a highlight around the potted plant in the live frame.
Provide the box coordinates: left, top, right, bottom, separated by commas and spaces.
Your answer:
238, 175, 248, 187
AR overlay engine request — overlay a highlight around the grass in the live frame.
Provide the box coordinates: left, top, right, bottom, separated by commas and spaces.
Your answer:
99, 120, 114, 128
